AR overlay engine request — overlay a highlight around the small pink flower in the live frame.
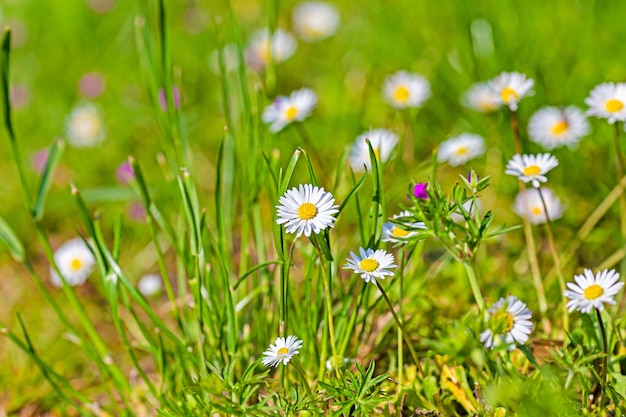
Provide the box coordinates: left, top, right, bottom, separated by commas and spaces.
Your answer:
31, 148, 49, 174
128, 202, 146, 222
158, 86, 181, 110
413, 182, 428, 199
79, 72, 106, 98
116, 161, 135, 185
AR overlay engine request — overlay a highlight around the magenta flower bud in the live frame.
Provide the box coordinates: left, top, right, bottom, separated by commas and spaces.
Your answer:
413, 182, 428, 199
116, 161, 135, 185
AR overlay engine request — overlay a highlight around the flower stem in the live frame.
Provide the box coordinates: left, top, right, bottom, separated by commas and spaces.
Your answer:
613, 122, 626, 283
294, 123, 324, 171
461, 261, 485, 312
510, 110, 523, 154
595, 308, 609, 408
523, 220, 551, 335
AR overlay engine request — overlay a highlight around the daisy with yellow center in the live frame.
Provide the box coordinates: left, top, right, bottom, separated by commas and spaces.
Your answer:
348, 128, 399, 172
585, 82, 626, 124
262, 88, 318, 133
513, 187, 563, 225
382, 211, 427, 244
343, 247, 397, 284
528, 106, 590, 150
462, 82, 501, 112
292, 1, 340, 43
382, 71, 431, 109
245, 29, 297, 71
437, 133, 485, 167
276, 184, 338, 237
480, 295, 533, 351
50, 238, 96, 287
505, 153, 558, 188
488, 71, 534, 111
262, 335, 303, 367
66, 103, 105, 148
563, 269, 624, 314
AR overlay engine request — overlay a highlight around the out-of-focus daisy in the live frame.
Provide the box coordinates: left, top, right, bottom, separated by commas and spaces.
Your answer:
245, 29, 297, 70
513, 187, 563, 225
382, 211, 427, 244
505, 153, 558, 188
488, 71, 534, 111
480, 295, 533, 351
382, 71, 431, 109
437, 133, 485, 167
343, 247, 397, 284
585, 82, 626, 124
563, 269, 624, 314
462, 82, 501, 112
276, 184, 338, 237
262, 335, 303, 367
292, 1, 340, 42
65, 103, 105, 148
138, 274, 162, 297
349, 128, 399, 172
50, 238, 96, 287
262, 88, 317, 133
450, 198, 482, 223
528, 106, 590, 149
413, 182, 428, 199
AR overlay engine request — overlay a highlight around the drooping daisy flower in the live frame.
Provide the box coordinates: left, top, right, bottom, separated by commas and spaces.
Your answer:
343, 247, 397, 284
585, 82, 626, 124
382, 211, 427, 244
513, 187, 563, 225
65, 103, 105, 148
505, 153, 558, 188
262, 335, 303, 367
292, 1, 340, 42
563, 269, 624, 314
50, 238, 96, 287
382, 71, 431, 109
262, 88, 318, 133
528, 106, 590, 149
138, 274, 162, 297
245, 29, 297, 70
348, 128, 399, 172
462, 82, 501, 112
437, 133, 485, 167
488, 71, 534, 111
276, 184, 338, 237
480, 295, 533, 351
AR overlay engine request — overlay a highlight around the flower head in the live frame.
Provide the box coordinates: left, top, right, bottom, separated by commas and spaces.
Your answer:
488, 71, 534, 111
382, 211, 427, 244
413, 182, 428, 199
480, 296, 533, 351
276, 184, 338, 237
383, 71, 431, 109
563, 269, 624, 314
513, 187, 563, 225
462, 82, 501, 112
245, 29, 297, 70
66, 103, 105, 148
292, 2, 340, 42
528, 106, 590, 150
343, 247, 397, 284
505, 153, 558, 188
262, 335, 303, 367
116, 161, 135, 185
349, 128, 399, 172
50, 238, 96, 287
437, 133, 485, 167
78, 72, 106, 99
262, 88, 317, 133
585, 82, 626, 124
138, 274, 162, 297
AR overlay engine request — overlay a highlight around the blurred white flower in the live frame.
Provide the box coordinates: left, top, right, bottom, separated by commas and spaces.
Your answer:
480, 295, 533, 351
488, 71, 534, 111
138, 274, 162, 297
245, 29, 297, 70
528, 106, 590, 149
50, 238, 96, 287
438, 133, 485, 167
462, 82, 501, 112
513, 187, 563, 225
262, 335, 303, 367
349, 128, 399, 172
262, 88, 317, 133
585, 82, 626, 124
66, 103, 105, 148
292, 2, 340, 42
382, 71, 431, 109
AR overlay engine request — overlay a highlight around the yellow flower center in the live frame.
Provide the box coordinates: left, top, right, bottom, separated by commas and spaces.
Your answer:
297, 202, 318, 220
500, 87, 519, 103
605, 99, 624, 113
531, 206, 542, 215
359, 258, 379, 272
392, 227, 409, 237
584, 284, 604, 300
551, 121, 568, 135
523, 165, 541, 176
285, 106, 299, 120
70, 258, 82, 271
259, 41, 271, 63
393, 85, 410, 103
374, 148, 380, 159
503, 312, 514, 333
455, 147, 468, 155
276, 347, 289, 356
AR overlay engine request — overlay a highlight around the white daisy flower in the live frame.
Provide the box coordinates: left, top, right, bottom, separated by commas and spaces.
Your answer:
245, 29, 297, 70
262, 88, 317, 133
585, 82, 626, 124
276, 184, 338, 237
528, 106, 590, 150
262, 335, 303, 367
563, 269, 624, 314
437, 133, 485, 167
50, 238, 96, 287
513, 187, 563, 225
381, 210, 427, 244
382, 71, 431, 109
462, 82, 501, 112
480, 295, 533, 351
138, 274, 162, 297
343, 247, 397, 284
505, 153, 558, 188
292, 2, 340, 42
348, 128, 399, 172
65, 103, 105, 148
488, 71, 534, 111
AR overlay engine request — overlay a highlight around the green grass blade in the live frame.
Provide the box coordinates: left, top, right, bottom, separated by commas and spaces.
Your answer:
0, 215, 24, 261
33, 139, 65, 221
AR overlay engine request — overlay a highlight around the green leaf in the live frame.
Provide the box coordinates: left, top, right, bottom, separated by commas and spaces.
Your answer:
0, 215, 24, 261
33, 139, 65, 221
1, 29, 14, 143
